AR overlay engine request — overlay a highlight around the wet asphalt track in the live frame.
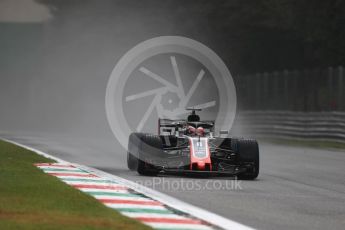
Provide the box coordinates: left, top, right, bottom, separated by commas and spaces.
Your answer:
1, 133, 345, 230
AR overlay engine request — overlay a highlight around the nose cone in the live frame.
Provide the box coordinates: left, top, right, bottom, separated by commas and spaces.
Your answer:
197, 161, 205, 170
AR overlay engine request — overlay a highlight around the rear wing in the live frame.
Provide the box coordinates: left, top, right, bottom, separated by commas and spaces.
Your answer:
158, 118, 185, 135
158, 118, 215, 135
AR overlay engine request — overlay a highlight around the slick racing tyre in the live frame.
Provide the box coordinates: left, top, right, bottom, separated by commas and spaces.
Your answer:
234, 139, 259, 180
137, 134, 162, 176
127, 133, 143, 170
127, 151, 137, 171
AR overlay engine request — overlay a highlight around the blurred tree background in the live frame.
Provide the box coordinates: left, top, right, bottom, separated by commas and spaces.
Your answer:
38, 0, 345, 75
170, 0, 345, 75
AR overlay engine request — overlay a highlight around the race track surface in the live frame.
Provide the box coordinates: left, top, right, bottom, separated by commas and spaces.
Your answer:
2, 133, 344, 230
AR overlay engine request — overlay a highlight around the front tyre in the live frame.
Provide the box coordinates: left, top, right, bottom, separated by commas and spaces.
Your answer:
137, 134, 162, 176
127, 152, 137, 171
234, 139, 259, 180
127, 133, 143, 170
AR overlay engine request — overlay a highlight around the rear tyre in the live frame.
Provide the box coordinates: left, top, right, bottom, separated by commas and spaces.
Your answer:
137, 134, 162, 176
234, 139, 259, 180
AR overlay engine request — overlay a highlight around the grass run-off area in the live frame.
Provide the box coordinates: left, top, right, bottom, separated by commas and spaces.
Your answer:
0, 140, 151, 230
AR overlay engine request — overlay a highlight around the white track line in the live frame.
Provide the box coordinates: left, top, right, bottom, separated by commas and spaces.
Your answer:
78, 165, 255, 230
1, 137, 255, 230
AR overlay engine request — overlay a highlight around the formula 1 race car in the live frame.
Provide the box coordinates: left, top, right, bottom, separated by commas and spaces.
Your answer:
127, 108, 259, 179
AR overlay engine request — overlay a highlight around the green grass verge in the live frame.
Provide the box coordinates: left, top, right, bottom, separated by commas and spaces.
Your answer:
260, 138, 345, 150
0, 140, 152, 230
